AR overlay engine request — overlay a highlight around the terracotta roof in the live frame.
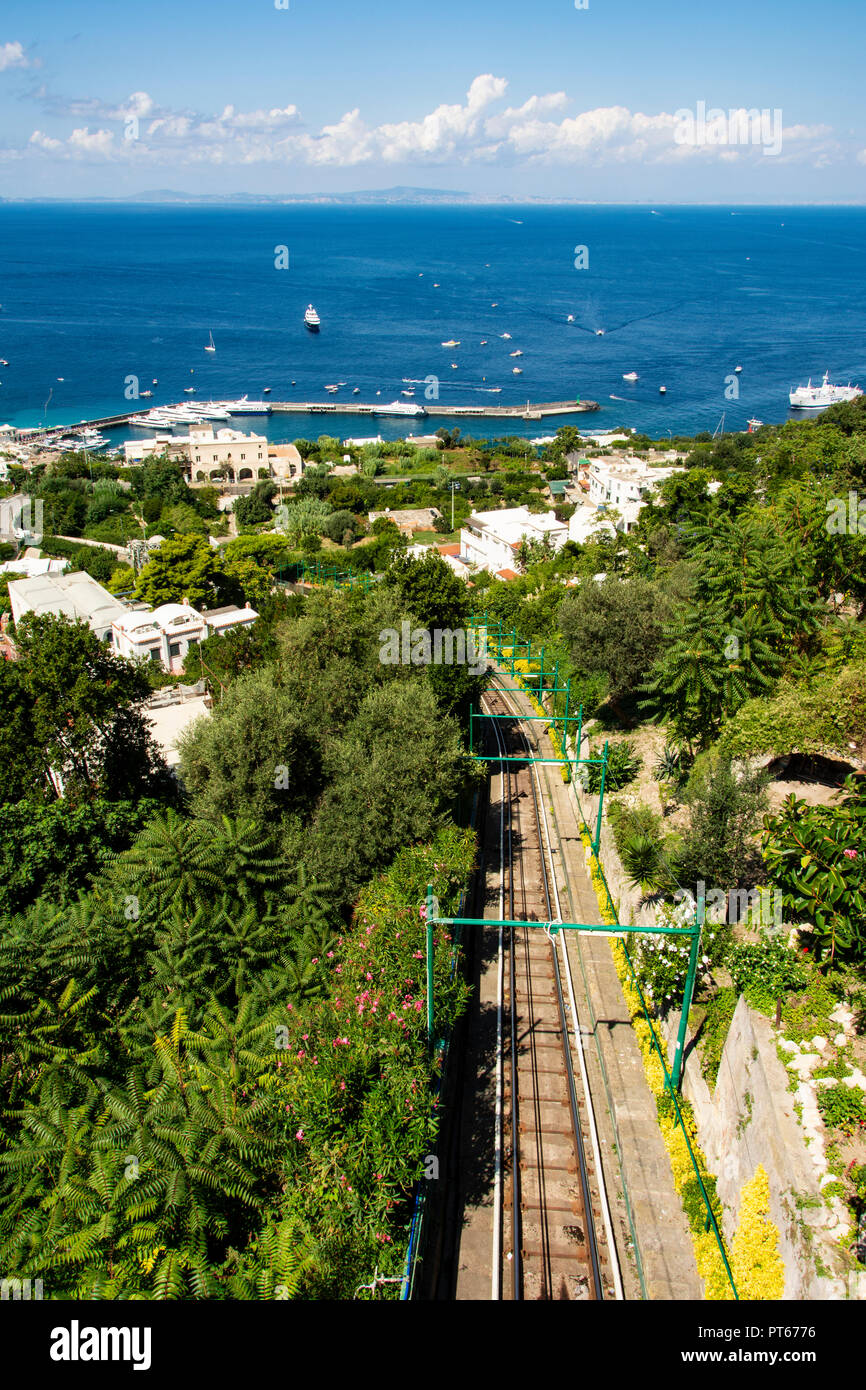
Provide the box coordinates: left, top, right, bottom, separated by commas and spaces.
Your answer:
437, 543, 460, 557
495, 568, 519, 581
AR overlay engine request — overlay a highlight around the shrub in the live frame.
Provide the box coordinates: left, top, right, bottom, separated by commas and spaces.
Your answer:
584, 740, 641, 793
817, 1083, 866, 1136
726, 936, 811, 1008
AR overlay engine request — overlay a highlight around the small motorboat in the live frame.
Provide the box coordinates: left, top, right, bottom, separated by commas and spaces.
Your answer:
263, 387, 272, 394
512, 367, 523, 375
595, 330, 605, 337
501, 333, 511, 340
184, 386, 196, 394
622, 372, 639, 382
659, 386, 667, 395
140, 390, 152, 397
480, 339, 488, 345
441, 340, 461, 348
734, 365, 743, 373
353, 387, 360, 394
451, 363, 459, 369
509, 350, 523, 358
567, 315, 575, 323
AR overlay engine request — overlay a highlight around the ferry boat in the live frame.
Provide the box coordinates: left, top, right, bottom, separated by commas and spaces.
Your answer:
789, 371, 863, 410
304, 305, 321, 332
374, 400, 427, 416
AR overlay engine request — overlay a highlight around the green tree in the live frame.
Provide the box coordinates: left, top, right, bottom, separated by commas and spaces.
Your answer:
134, 534, 226, 608
178, 669, 322, 824
14, 613, 169, 800
382, 551, 468, 631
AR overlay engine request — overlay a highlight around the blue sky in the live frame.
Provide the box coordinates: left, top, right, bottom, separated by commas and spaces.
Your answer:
1, 0, 865, 200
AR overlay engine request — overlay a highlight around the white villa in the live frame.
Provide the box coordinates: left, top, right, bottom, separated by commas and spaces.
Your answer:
460, 506, 568, 574
584, 458, 686, 531
112, 601, 259, 673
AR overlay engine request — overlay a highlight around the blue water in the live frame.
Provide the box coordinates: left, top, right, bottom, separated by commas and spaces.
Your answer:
0, 203, 864, 442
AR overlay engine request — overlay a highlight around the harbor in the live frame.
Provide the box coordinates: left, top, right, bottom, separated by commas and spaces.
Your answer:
16, 396, 600, 434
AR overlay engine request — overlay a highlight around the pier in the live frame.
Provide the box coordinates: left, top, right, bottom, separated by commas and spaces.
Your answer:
23, 398, 600, 435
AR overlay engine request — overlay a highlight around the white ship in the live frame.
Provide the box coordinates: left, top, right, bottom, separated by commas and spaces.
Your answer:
304, 304, 321, 331
622, 372, 639, 382
789, 370, 863, 410
221, 395, 272, 414
374, 400, 427, 416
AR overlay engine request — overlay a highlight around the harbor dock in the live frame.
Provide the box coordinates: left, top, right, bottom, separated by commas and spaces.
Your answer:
21, 398, 600, 436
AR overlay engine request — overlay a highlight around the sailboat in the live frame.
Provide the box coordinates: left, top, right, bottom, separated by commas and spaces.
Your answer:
205, 331, 216, 354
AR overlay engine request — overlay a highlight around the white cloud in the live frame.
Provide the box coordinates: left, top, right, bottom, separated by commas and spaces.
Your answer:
15, 78, 853, 172
0, 41, 28, 72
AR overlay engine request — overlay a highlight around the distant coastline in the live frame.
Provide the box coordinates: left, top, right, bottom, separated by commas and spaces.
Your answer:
2, 191, 866, 208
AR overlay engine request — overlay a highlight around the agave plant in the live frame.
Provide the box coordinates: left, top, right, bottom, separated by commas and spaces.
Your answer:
653, 744, 684, 785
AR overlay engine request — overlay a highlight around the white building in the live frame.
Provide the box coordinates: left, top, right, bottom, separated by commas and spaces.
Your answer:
188, 425, 269, 483
8, 571, 128, 642
0, 555, 69, 579
112, 601, 259, 674
460, 506, 568, 573
585, 458, 686, 531
567, 504, 618, 546
123, 436, 182, 464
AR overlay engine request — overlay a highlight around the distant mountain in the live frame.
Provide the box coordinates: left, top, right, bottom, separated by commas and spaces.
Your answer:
126, 187, 477, 205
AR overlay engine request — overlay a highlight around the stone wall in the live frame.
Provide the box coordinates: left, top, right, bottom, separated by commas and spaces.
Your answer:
664, 996, 863, 1300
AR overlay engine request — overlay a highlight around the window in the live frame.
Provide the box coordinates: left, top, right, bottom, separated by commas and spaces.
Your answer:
149, 647, 161, 663
169, 641, 182, 659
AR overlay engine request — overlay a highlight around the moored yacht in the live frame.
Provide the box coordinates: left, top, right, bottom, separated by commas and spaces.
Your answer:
304, 304, 321, 331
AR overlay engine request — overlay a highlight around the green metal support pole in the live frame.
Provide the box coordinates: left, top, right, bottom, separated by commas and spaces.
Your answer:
538, 646, 546, 699
425, 884, 435, 1047
575, 699, 582, 766
469, 709, 474, 756
671, 895, 704, 1092
551, 659, 559, 716
593, 740, 608, 855
562, 679, 571, 759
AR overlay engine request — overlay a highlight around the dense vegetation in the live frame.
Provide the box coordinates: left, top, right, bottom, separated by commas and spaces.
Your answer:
0, 553, 482, 1298
3, 395, 866, 1293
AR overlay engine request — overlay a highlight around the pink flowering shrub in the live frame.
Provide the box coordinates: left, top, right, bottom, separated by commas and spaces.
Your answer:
269, 823, 475, 1295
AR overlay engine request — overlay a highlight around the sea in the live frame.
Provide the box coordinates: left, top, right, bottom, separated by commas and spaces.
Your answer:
0, 202, 864, 445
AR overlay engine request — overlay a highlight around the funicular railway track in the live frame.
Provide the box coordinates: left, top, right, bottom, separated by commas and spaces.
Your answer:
483, 687, 612, 1300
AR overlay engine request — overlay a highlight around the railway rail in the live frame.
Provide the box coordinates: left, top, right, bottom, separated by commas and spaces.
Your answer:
484, 685, 619, 1300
